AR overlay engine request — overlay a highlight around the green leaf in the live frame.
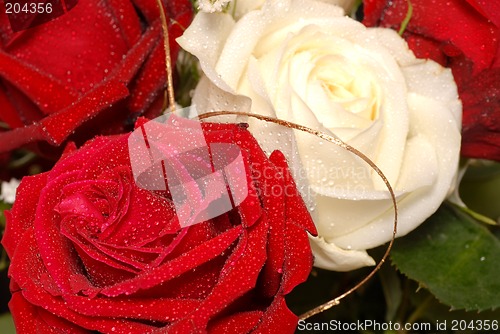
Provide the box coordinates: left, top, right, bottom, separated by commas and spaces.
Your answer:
391, 204, 500, 311
0, 313, 15, 334
378, 264, 402, 322
459, 160, 500, 222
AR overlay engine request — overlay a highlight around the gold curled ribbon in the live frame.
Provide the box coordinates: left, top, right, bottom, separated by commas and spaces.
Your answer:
156, 0, 176, 112
155, 0, 398, 320
197, 111, 399, 320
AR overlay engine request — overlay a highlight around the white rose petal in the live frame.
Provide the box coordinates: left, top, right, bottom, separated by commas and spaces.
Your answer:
1, 178, 21, 204
178, 0, 462, 271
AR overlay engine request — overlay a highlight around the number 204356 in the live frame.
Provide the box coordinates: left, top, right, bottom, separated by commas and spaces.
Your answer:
5, 2, 53, 14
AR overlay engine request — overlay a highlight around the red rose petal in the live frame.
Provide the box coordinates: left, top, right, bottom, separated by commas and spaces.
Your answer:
8, 293, 42, 334
187, 218, 268, 329
460, 67, 500, 160
207, 311, 264, 334
269, 150, 317, 235
281, 221, 314, 295
1, 173, 47, 258
466, 0, 500, 28
255, 159, 285, 298
405, 35, 448, 67
363, 0, 498, 74
9, 292, 88, 334
34, 170, 95, 295
128, 40, 166, 114
105, 0, 142, 46
0, 49, 79, 113
101, 225, 242, 297
0, 87, 25, 128
253, 297, 299, 334
0, 22, 160, 153
64, 295, 200, 322
3, 0, 141, 93
10, 230, 156, 333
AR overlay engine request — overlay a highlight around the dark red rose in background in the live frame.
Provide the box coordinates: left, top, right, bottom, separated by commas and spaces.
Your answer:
363, 0, 500, 161
0, 0, 193, 157
1, 120, 317, 333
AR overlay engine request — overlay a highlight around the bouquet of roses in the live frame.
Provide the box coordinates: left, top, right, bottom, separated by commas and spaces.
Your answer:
0, 0, 499, 333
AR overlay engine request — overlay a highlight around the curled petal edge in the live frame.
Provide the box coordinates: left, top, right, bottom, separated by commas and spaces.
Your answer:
309, 235, 376, 272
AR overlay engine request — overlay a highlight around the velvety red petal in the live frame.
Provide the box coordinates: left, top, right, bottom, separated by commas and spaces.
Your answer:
0, 23, 160, 153
269, 150, 317, 235
9, 292, 44, 334
405, 35, 448, 67
281, 220, 314, 295
63, 295, 200, 322
9, 292, 88, 334
171, 218, 268, 330
362, 0, 387, 27
48, 136, 118, 179
466, 0, 500, 27
39, 81, 130, 145
105, 0, 142, 46
460, 67, 500, 160
34, 171, 95, 295
202, 123, 264, 228
0, 122, 45, 153
101, 225, 242, 297
128, 39, 167, 114
252, 297, 298, 334
1, 173, 47, 258
10, 230, 156, 333
2, 0, 142, 93
0, 49, 79, 113
207, 311, 263, 334
0, 88, 25, 128
254, 157, 285, 298
363, 0, 498, 73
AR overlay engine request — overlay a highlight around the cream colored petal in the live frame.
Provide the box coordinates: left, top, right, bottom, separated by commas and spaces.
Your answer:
310, 235, 376, 271
177, 13, 236, 93
334, 94, 461, 250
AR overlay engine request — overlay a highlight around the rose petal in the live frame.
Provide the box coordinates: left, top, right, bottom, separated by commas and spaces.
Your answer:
252, 296, 298, 333
101, 225, 242, 297
363, 0, 498, 74
2, 173, 47, 258
169, 219, 268, 330
64, 295, 200, 322
207, 311, 263, 334
9, 293, 87, 334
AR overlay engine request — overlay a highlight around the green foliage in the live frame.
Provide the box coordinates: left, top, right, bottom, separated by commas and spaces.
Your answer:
175, 50, 201, 107
0, 313, 15, 334
459, 161, 500, 223
391, 204, 500, 311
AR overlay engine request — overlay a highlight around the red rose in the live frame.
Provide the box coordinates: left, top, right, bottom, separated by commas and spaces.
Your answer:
2, 119, 316, 333
0, 0, 193, 156
363, 0, 500, 160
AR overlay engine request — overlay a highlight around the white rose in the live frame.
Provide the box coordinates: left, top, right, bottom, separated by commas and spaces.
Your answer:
178, 0, 462, 271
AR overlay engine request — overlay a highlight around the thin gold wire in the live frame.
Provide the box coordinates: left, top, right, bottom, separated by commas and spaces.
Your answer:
197, 111, 399, 320
156, 0, 176, 112
155, 0, 399, 320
